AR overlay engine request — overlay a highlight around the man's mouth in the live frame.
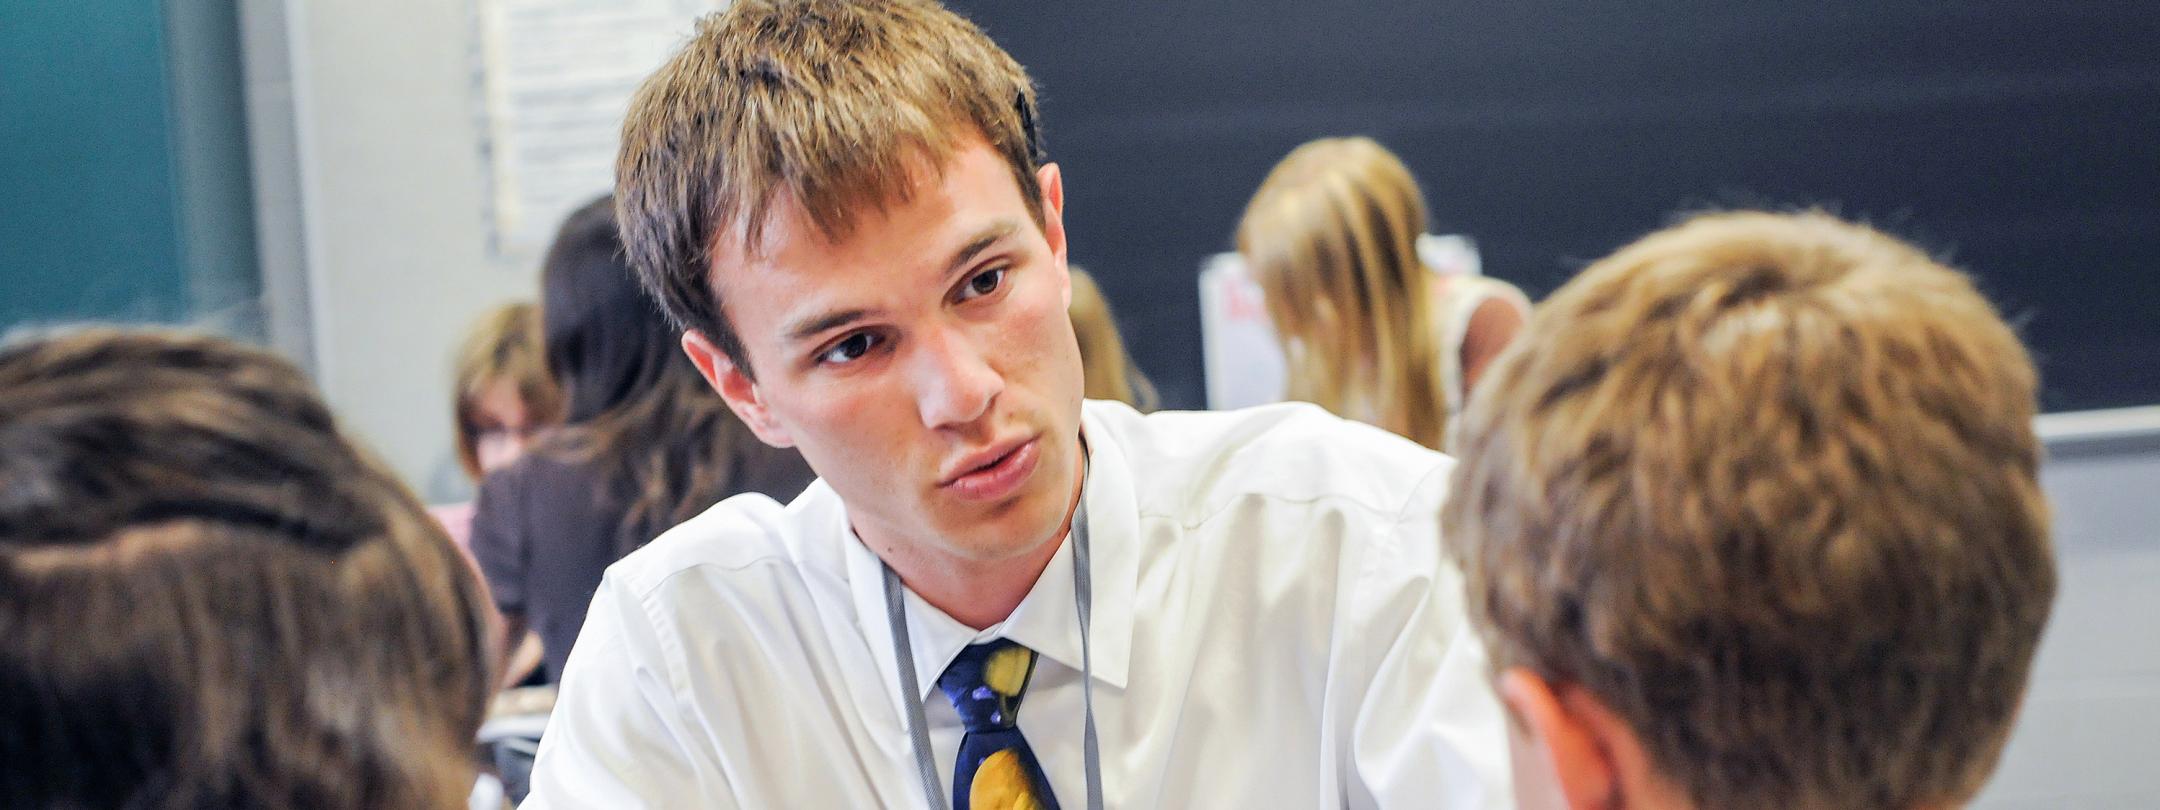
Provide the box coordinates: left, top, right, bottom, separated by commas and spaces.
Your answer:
939, 435, 1041, 502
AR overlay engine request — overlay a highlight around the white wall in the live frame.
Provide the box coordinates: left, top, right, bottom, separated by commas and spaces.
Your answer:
276, 0, 542, 500
1976, 422, 2160, 808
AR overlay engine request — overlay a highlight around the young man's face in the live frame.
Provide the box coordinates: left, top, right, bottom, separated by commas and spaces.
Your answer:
689, 135, 1085, 568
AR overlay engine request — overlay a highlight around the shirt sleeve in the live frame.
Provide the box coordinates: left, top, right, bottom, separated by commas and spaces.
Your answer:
522, 572, 735, 808
1341, 462, 1515, 810
467, 469, 528, 616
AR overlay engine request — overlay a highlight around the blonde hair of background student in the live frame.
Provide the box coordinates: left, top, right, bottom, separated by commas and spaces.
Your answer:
1237, 136, 1527, 450
452, 301, 563, 481
1444, 211, 2056, 810
1068, 266, 1158, 411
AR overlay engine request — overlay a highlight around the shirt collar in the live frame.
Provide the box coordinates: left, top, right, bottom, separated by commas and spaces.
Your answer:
843, 403, 1139, 701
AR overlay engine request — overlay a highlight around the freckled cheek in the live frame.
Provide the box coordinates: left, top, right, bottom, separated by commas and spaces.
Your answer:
791, 377, 924, 476
1012, 307, 1083, 402
996, 292, 1075, 371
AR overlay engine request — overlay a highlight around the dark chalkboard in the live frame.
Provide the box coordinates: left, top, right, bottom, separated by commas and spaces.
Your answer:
947, 2, 2160, 413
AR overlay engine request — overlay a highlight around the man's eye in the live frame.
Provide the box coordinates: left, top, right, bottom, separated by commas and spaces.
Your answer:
817, 332, 881, 366
958, 267, 1007, 301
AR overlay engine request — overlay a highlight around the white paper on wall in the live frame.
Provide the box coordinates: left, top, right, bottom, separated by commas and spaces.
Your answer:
471, 0, 726, 255
1198, 234, 1483, 410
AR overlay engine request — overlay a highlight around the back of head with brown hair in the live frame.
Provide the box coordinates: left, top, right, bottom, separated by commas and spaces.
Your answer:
616, 0, 1044, 377
1443, 211, 2057, 809
452, 301, 563, 480
0, 330, 494, 810
1237, 136, 1450, 449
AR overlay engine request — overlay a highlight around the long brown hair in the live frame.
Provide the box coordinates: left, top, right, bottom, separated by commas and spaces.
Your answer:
540, 197, 803, 557
0, 329, 493, 809
1237, 136, 1449, 449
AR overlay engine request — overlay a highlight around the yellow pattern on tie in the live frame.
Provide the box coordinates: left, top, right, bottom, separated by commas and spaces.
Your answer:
939, 639, 1058, 810
983, 645, 1034, 697
970, 749, 1044, 810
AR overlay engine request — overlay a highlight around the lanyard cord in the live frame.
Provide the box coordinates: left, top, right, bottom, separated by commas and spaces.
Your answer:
885, 565, 947, 810
882, 495, 1102, 810
1073, 495, 1104, 809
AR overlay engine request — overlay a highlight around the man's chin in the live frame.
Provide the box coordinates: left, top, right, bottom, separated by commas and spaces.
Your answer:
936, 502, 1068, 562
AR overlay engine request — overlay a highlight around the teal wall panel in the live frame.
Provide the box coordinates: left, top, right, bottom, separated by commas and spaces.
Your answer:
0, 0, 259, 335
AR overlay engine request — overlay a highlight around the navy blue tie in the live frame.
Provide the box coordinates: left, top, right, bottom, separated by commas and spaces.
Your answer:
936, 638, 1060, 810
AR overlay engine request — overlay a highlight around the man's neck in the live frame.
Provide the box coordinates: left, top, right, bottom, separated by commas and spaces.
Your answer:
891, 530, 1067, 630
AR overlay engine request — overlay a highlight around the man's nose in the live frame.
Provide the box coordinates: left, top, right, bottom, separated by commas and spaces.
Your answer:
912, 325, 1004, 431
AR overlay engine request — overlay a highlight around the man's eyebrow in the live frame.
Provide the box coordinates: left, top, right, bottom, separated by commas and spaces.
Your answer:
782, 222, 1023, 344
944, 220, 1020, 280
785, 307, 873, 344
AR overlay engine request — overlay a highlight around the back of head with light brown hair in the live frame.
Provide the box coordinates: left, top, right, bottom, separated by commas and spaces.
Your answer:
616, 0, 1044, 378
1237, 136, 1449, 449
1067, 266, 1159, 411
452, 301, 562, 480
1443, 211, 2057, 809
0, 330, 494, 810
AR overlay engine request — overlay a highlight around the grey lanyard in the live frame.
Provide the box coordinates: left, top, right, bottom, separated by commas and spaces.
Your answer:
881, 498, 1103, 810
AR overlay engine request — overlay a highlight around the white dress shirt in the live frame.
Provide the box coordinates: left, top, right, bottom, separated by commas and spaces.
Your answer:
523, 401, 1511, 809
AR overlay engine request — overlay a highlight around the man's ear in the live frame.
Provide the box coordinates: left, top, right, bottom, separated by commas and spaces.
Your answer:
682, 330, 795, 448
1498, 668, 1622, 810
1036, 162, 1072, 307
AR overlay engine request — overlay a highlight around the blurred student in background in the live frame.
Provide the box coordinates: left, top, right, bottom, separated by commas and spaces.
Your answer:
1068, 265, 1159, 410
437, 301, 562, 691
437, 301, 563, 548
469, 196, 815, 687
1444, 211, 2056, 810
0, 330, 493, 810
1238, 136, 1529, 450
